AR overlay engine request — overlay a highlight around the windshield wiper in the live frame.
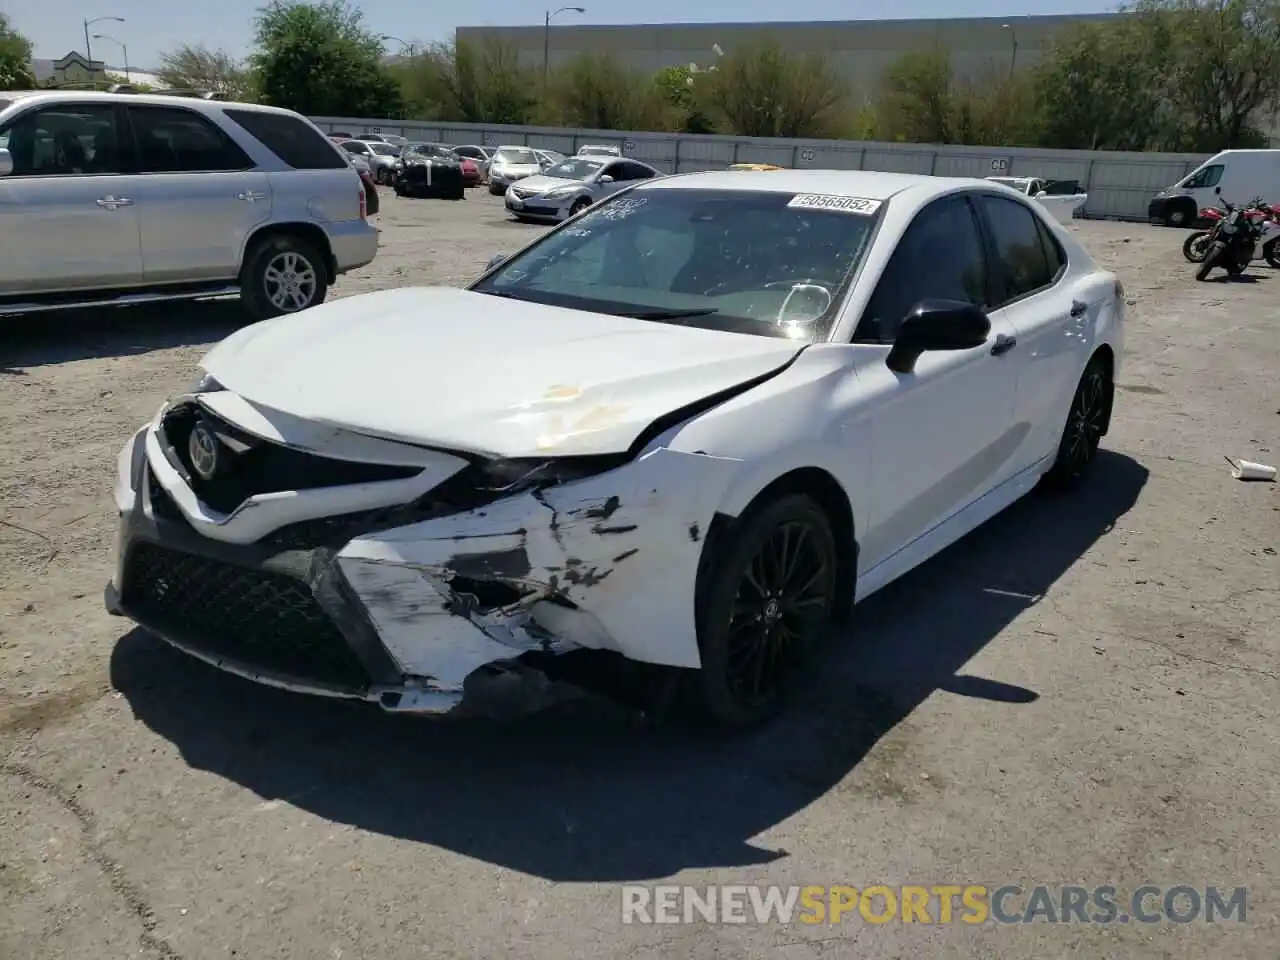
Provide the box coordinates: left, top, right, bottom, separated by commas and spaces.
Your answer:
616, 308, 719, 320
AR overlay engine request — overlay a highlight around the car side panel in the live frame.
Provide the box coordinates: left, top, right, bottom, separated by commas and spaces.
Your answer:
135, 171, 273, 283
0, 173, 144, 295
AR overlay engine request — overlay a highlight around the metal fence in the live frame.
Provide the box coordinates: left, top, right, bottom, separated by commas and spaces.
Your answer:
312, 116, 1213, 222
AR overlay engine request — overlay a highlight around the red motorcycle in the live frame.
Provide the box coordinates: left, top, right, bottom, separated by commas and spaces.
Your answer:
1184, 200, 1280, 266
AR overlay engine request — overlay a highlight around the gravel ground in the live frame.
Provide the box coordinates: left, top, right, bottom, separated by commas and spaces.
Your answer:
1, 190, 1277, 959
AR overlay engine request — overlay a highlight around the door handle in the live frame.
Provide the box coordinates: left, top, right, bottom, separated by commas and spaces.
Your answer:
1070, 299, 1089, 318
990, 334, 1018, 356
96, 196, 133, 209
237, 191, 267, 202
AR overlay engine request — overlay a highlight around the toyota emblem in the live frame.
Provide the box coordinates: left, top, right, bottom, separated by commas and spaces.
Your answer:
188, 422, 220, 480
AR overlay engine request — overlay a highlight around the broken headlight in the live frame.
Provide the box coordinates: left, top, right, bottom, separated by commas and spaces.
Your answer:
188, 372, 224, 394
474, 454, 630, 495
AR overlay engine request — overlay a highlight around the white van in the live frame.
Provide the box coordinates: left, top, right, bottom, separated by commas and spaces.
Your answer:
1147, 149, 1280, 226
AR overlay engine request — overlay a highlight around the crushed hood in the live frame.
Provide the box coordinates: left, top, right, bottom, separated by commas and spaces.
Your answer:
201, 287, 805, 458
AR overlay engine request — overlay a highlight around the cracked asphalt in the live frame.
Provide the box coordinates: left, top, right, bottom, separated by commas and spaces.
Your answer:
2, 191, 1277, 959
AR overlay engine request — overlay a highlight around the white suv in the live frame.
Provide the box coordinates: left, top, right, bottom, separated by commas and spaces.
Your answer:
0, 91, 378, 321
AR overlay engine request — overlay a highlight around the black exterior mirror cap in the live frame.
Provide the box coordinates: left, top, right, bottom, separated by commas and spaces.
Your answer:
886, 299, 992, 374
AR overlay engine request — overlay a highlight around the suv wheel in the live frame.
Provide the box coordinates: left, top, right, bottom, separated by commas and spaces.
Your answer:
240, 234, 329, 322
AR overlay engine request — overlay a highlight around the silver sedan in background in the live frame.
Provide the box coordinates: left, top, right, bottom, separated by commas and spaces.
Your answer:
487, 145, 545, 195
503, 155, 661, 222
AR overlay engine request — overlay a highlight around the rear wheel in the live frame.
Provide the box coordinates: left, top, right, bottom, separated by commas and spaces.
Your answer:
1266, 238, 1280, 268
568, 197, 591, 217
240, 234, 329, 323
1043, 356, 1111, 488
696, 494, 839, 728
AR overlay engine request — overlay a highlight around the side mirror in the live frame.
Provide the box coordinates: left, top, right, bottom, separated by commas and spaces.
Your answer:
485, 254, 507, 272
886, 300, 991, 374
598, 174, 614, 184
0, 148, 12, 177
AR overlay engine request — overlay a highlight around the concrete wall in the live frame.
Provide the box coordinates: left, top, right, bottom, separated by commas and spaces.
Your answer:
311, 114, 1212, 221
455, 14, 1121, 97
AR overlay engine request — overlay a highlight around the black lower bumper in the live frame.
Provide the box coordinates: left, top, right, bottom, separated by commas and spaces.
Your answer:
109, 467, 404, 695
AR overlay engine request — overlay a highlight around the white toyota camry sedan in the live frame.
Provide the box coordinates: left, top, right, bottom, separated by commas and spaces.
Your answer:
106, 170, 1124, 728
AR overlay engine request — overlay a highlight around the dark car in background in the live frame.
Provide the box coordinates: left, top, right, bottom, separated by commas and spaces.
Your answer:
394, 142, 465, 200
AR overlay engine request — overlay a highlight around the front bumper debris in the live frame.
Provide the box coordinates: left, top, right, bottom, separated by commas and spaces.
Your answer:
108, 423, 735, 718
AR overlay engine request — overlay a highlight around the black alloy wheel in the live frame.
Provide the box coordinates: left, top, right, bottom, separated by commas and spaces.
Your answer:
1043, 356, 1110, 487
697, 494, 838, 727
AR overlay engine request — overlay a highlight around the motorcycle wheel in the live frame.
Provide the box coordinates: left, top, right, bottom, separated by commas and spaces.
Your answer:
1265, 238, 1280, 268
1182, 231, 1211, 262
1196, 242, 1225, 281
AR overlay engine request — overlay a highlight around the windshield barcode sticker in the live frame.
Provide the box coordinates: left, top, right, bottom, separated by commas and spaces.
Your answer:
787, 194, 883, 214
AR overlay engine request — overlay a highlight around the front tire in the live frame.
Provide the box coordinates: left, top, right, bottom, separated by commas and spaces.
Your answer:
1042, 356, 1111, 489
1265, 238, 1280, 268
1196, 241, 1225, 281
696, 494, 839, 728
489, 183, 505, 196
240, 234, 329, 323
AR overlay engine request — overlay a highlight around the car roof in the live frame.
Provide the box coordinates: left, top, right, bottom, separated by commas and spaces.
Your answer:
637, 169, 987, 201
0, 90, 303, 118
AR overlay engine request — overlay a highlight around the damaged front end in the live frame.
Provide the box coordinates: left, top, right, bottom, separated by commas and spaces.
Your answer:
108, 401, 739, 719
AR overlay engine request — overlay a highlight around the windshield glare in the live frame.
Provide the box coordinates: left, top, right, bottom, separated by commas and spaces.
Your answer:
408, 143, 449, 157
369, 143, 398, 156
495, 147, 537, 163
544, 157, 605, 180
472, 188, 881, 340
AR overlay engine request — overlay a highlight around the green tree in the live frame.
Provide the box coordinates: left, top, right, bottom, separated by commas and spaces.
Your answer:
1154, 0, 1280, 150
700, 40, 848, 138
251, 0, 403, 117
158, 44, 253, 100
546, 53, 667, 131
652, 64, 716, 133
0, 14, 36, 91
1031, 15, 1181, 150
877, 45, 957, 143
395, 38, 534, 124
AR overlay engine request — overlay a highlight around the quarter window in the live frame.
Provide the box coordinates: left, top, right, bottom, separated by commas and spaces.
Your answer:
980, 195, 1056, 305
128, 106, 252, 173
0, 103, 122, 176
223, 109, 347, 169
855, 194, 987, 343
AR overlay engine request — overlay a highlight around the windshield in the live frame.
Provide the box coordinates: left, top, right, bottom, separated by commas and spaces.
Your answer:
544, 157, 606, 180
1180, 163, 1224, 189
408, 143, 450, 158
579, 146, 617, 156
369, 143, 399, 156
494, 147, 537, 164
472, 187, 882, 341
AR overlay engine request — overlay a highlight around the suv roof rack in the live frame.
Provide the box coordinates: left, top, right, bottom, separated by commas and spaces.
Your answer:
160, 88, 227, 100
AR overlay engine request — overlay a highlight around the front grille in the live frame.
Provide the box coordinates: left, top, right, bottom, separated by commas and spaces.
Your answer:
158, 403, 421, 514
259, 463, 499, 551
121, 542, 371, 691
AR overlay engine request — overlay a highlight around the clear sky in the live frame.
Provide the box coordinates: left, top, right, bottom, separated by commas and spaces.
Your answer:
9, 0, 1116, 70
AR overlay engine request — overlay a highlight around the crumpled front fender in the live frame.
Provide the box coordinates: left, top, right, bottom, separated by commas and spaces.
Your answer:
336, 447, 741, 689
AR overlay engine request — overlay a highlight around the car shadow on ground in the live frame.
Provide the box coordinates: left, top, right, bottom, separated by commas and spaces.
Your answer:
110, 450, 1148, 882
0, 299, 248, 370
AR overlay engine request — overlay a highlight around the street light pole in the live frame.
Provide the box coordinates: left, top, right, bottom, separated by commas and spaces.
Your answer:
1001, 23, 1019, 80
94, 34, 129, 81
543, 7, 586, 88
83, 16, 124, 63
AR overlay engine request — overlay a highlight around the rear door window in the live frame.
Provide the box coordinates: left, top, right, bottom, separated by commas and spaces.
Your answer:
127, 105, 252, 173
979, 195, 1057, 306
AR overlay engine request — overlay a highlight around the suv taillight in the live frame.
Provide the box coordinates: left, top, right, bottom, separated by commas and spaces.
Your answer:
359, 185, 367, 220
